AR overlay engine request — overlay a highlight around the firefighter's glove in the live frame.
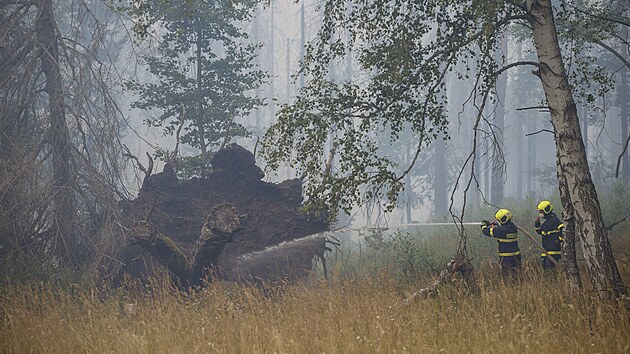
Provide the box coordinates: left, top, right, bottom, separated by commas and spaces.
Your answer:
481, 220, 490, 228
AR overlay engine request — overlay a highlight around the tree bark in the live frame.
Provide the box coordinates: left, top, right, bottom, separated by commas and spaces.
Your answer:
191, 204, 240, 281
491, 34, 508, 205
557, 169, 582, 292
527, 0, 626, 298
434, 134, 447, 216
196, 19, 207, 154
617, 70, 629, 180
35, 0, 79, 265
131, 204, 240, 286
527, 109, 536, 197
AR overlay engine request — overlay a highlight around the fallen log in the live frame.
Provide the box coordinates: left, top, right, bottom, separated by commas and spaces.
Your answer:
404, 257, 477, 303
130, 203, 239, 286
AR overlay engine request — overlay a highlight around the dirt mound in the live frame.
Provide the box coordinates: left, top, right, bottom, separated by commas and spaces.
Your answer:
119, 143, 329, 283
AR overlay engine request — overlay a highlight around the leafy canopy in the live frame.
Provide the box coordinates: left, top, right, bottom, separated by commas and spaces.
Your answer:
262, 0, 519, 215
262, 0, 622, 216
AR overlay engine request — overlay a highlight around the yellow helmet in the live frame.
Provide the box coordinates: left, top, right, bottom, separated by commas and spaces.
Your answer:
495, 209, 512, 224
537, 200, 553, 214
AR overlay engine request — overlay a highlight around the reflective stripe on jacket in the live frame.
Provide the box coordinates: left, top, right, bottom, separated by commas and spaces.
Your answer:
482, 221, 520, 255
535, 212, 564, 253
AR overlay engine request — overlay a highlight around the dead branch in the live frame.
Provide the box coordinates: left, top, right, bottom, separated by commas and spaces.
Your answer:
615, 133, 630, 178
169, 105, 186, 165
122, 144, 153, 186
525, 129, 554, 137
605, 216, 629, 231
122, 144, 147, 174
517, 106, 551, 111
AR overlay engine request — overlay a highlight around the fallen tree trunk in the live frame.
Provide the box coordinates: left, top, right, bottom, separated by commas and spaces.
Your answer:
130, 203, 239, 286
404, 257, 475, 303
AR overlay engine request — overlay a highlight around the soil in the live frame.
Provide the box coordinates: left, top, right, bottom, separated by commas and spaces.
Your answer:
118, 143, 329, 283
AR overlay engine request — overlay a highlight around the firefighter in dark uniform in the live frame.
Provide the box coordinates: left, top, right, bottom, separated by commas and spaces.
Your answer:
481, 209, 521, 279
535, 200, 564, 270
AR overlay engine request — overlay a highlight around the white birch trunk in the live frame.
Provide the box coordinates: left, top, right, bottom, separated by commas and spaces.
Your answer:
526, 0, 625, 298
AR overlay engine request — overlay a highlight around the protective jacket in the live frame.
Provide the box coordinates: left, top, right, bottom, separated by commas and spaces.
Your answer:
535, 212, 564, 257
481, 220, 520, 257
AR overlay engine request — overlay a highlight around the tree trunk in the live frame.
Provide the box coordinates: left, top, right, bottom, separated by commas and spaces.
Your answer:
582, 105, 588, 160
405, 141, 413, 223
515, 43, 524, 199
527, 110, 536, 197
557, 169, 582, 292
434, 134, 447, 216
35, 0, 79, 265
196, 20, 207, 154
617, 0, 628, 180
300, 0, 306, 88
527, 0, 626, 298
131, 204, 240, 286
269, 0, 276, 121
483, 138, 490, 199
491, 34, 507, 205
618, 70, 629, 180
471, 129, 481, 208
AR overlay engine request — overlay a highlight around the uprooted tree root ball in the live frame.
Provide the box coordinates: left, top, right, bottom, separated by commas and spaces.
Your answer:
118, 144, 329, 286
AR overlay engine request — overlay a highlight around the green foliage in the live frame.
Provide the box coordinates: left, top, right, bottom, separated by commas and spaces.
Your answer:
262, 1, 520, 215
262, 0, 626, 220
153, 149, 214, 178
324, 229, 451, 283
555, 1, 618, 112
321, 188, 630, 283
126, 0, 265, 174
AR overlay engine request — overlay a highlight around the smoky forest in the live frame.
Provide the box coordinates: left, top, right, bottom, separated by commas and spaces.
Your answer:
1, 0, 630, 353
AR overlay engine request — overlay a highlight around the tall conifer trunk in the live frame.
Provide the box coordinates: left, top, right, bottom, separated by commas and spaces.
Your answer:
526, 0, 625, 298
35, 0, 79, 265
434, 134, 447, 216
491, 34, 507, 205
196, 20, 207, 154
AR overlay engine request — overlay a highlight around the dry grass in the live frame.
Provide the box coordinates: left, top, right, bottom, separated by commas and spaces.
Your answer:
1, 260, 629, 354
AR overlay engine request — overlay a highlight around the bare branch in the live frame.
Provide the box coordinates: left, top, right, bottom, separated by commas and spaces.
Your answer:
525, 129, 554, 136
606, 215, 629, 231
517, 105, 551, 111
170, 105, 186, 165
615, 133, 630, 178
595, 40, 630, 71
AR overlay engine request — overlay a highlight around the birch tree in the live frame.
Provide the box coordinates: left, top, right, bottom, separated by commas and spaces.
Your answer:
263, 0, 627, 298
526, 0, 624, 297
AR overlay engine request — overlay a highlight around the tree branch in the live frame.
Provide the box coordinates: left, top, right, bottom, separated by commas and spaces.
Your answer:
492, 61, 540, 78
561, 0, 630, 28
517, 105, 551, 111
606, 216, 629, 231
526, 129, 554, 136
595, 40, 630, 71
615, 133, 630, 178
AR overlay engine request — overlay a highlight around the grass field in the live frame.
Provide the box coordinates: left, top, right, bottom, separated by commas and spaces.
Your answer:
2, 257, 629, 353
